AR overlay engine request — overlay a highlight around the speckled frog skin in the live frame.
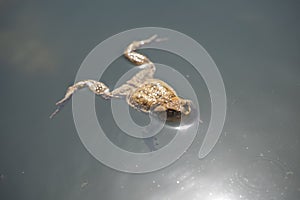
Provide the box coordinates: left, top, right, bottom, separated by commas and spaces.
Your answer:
50, 35, 193, 121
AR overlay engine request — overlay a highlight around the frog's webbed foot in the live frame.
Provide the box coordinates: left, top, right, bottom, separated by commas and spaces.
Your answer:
50, 80, 112, 119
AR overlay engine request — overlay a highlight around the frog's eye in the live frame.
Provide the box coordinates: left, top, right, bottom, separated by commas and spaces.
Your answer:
183, 103, 189, 111
181, 100, 192, 115
181, 103, 191, 115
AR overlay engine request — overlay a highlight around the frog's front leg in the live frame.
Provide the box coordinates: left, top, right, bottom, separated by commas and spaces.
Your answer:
50, 80, 114, 118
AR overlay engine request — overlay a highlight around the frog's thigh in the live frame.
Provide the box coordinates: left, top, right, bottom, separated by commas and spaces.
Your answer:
111, 83, 134, 97
126, 63, 155, 86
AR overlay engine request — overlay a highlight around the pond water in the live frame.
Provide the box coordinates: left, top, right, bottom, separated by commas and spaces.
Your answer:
0, 1, 299, 200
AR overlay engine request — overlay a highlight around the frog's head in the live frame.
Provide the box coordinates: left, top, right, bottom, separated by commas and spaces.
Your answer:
152, 97, 192, 121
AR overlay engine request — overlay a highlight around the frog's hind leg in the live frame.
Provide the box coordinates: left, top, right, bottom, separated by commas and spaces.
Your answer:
50, 80, 117, 119
124, 35, 166, 86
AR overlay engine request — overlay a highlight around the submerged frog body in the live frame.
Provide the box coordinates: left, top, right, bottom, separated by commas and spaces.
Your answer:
50, 35, 194, 121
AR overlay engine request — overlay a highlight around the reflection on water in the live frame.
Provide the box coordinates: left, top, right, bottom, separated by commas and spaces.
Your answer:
225, 155, 294, 200
144, 105, 201, 151
101, 102, 201, 153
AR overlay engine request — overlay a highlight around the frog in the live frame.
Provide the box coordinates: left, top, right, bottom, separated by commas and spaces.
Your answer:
50, 35, 198, 122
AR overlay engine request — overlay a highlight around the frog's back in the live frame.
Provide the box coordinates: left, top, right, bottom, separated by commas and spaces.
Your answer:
127, 79, 177, 113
